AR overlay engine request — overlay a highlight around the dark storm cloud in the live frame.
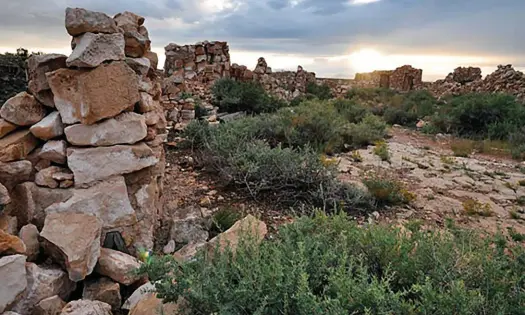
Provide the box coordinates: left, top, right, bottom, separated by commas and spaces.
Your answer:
1, 0, 524, 76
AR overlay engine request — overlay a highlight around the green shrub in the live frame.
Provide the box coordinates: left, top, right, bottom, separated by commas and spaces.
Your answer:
210, 208, 243, 237
139, 212, 525, 315
363, 175, 415, 206
211, 78, 285, 114
331, 99, 371, 123
305, 82, 333, 100
509, 127, 525, 160
344, 114, 388, 148
431, 93, 525, 139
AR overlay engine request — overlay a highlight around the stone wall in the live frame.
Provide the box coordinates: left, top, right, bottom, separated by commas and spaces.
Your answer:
0, 8, 168, 314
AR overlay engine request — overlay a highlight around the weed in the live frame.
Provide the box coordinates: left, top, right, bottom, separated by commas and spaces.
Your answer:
509, 209, 521, 220
463, 198, 493, 217
508, 227, 525, 242
451, 139, 474, 157
518, 180, 525, 187
373, 140, 390, 162
363, 175, 415, 206
350, 150, 363, 162
440, 155, 456, 165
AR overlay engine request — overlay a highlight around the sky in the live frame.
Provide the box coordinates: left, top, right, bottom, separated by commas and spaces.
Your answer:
1, 0, 524, 81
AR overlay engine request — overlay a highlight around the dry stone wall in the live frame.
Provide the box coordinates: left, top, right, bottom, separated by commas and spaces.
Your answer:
0, 7, 168, 314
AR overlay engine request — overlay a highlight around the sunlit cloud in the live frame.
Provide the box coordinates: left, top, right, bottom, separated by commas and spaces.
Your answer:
349, 0, 381, 6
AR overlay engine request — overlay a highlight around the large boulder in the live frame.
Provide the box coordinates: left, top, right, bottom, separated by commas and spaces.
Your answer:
67, 33, 125, 68
207, 215, 267, 256
65, 7, 118, 36
27, 54, 68, 107
11, 263, 76, 315
46, 62, 140, 125
40, 213, 102, 281
0, 160, 32, 191
0, 119, 17, 139
95, 248, 142, 285
45, 176, 136, 229
0, 255, 27, 313
30, 112, 64, 140
67, 143, 158, 186
60, 300, 112, 315
82, 277, 121, 310
114, 11, 144, 32
0, 92, 46, 126
129, 294, 182, 315
0, 130, 39, 162
65, 112, 147, 146
19, 224, 40, 261
34, 295, 66, 315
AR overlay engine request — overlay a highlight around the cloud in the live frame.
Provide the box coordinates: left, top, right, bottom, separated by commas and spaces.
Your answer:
0, 0, 523, 79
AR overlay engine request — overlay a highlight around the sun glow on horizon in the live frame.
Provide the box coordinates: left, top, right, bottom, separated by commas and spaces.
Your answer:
349, 49, 393, 73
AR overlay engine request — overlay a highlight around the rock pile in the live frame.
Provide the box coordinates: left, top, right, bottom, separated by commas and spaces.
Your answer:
428, 65, 525, 101
0, 7, 167, 314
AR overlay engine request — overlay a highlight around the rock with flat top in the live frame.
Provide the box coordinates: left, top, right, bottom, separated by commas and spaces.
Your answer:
27, 54, 67, 107
46, 62, 140, 125
65, 112, 146, 146
0, 130, 38, 162
67, 32, 125, 68
40, 212, 102, 281
114, 11, 144, 32
40, 140, 67, 164
30, 112, 64, 140
0, 92, 46, 126
0, 255, 27, 313
60, 300, 112, 315
67, 143, 157, 186
95, 248, 142, 285
82, 277, 121, 310
11, 263, 76, 315
65, 7, 118, 36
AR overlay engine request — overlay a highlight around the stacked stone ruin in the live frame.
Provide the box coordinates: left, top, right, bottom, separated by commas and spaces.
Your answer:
0, 7, 168, 315
428, 65, 525, 102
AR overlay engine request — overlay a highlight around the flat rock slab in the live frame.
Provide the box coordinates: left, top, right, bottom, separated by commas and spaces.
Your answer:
66, 7, 118, 36
47, 61, 140, 125
0, 92, 46, 126
45, 176, 136, 229
40, 212, 102, 282
0, 130, 39, 162
0, 255, 27, 313
11, 263, 76, 315
67, 32, 125, 68
0, 160, 32, 191
65, 112, 147, 146
30, 111, 64, 140
67, 143, 158, 186
96, 248, 142, 285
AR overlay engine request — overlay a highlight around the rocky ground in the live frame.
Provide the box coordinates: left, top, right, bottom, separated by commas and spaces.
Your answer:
338, 126, 525, 235
160, 126, 525, 246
